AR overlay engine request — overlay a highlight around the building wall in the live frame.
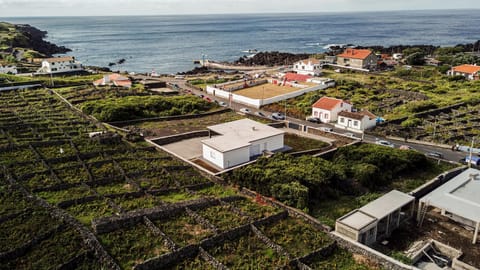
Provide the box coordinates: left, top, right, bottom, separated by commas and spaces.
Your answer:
337, 116, 376, 131
222, 147, 251, 169
337, 54, 377, 69
250, 134, 284, 154
294, 61, 321, 76
312, 103, 352, 123
202, 144, 225, 169
41, 60, 83, 74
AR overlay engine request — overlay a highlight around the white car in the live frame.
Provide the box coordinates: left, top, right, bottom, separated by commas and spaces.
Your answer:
375, 140, 395, 148
239, 108, 251, 114
218, 101, 227, 107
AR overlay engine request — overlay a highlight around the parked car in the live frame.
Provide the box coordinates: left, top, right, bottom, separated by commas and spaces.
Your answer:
399, 145, 415, 151
320, 127, 333, 132
375, 140, 395, 148
465, 155, 480, 166
306, 116, 321, 123
255, 111, 265, 117
426, 151, 444, 159
218, 101, 227, 107
239, 108, 251, 114
271, 112, 285, 120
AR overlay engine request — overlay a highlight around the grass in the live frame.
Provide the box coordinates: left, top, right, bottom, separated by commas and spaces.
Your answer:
195, 185, 238, 198
114, 195, 163, 211
284, 133, 329, 152
99, 223, 170, 269
308, 247, 375, 270
36, 186, 94, 204
197, 205, 251, 231
230, 198, 282, 219
154, 213, 214, 247
66, 199, 116, 225
158, 191, 200, 203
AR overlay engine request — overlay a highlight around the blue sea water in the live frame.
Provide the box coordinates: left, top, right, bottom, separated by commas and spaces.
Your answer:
3, 10, 480, 74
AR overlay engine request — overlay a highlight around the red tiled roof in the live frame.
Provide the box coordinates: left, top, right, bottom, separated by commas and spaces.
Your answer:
338, 111, 364, 120
358, 110, 376, 119
337, 49, 373, 60
452, 64, 480, 74
312, 97, 345, 110
284, 72, 311, 82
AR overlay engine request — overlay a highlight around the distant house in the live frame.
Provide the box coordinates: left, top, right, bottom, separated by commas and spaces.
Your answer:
335, 190, 415, 245
0, 65, 17, 74
37, 56, 83, 74
336, 49, 377, 70
202, 119, 285, 169
448, 64, 480, 80
93, 74, 132, 88
311, 97, 352, 123
336, 110, 377, 132
293, 58, 322, 76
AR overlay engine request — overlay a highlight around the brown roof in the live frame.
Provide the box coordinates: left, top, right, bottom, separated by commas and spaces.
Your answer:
452, 64, 480, 74
337, 49, 373, 60
297, 58, 320, 65
312, 97, 346, 110
284, 72, 311, 82
43, 56, 75, 63
338, 110, 376, 120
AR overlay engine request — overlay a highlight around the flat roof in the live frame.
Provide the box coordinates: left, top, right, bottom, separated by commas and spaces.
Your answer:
360, 190, 415, 220
421, 168, 480, 223
339, 210, 377, 230
202, 119, 284, 153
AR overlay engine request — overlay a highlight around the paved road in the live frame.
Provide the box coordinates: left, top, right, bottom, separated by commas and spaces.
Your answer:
145, 75, 467, 164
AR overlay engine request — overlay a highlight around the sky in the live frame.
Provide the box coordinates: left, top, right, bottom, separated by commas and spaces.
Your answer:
0, 0, 478, 17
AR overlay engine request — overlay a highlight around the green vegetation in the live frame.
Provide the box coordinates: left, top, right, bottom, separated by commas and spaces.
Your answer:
308, 247, 374, 269
155, 213, 214, 247
227, 144, 449, 211
80, 95, 216, 122
285, 133, 329, 152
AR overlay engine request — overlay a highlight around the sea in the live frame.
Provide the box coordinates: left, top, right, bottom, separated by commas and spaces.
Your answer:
3, 9, 480, 74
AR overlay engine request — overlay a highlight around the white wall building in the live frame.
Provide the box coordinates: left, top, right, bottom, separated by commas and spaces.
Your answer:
0, 65, 17, 74
448, 64, 480, 80
336, 110, 377, 132
202, 119, 284, 169
293, 58, 322, 76
311, 96, 352, 123
37, 56, 83, 74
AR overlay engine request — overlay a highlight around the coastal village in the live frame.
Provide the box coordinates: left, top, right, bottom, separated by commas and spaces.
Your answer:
2, 20, 480, 270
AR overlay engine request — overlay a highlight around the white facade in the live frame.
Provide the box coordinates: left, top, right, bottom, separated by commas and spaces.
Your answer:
293, 58, 321, 76
201, 119, 284, 169
37, 56, 83, 74
0, 65, 17, 74
336, 111, 377, 132
311, 97, 352, 123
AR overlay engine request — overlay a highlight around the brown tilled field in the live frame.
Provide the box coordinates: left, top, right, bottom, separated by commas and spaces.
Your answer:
234, 82, 304, 99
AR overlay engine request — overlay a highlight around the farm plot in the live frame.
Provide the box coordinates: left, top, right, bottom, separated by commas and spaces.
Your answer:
0, 88, 372, 269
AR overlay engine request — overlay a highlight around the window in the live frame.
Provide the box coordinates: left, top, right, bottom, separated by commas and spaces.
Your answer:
354, 121, 359, 126
324, 113, 329, 119
314, 111, 318, 117
339, 117, 345, 123
302, 66, 305, 70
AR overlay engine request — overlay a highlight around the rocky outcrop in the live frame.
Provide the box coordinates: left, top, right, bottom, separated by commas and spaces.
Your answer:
234, 51, 311, 66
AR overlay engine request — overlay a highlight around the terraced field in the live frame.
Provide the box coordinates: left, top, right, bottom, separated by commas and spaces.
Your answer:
0, 89, 373, 269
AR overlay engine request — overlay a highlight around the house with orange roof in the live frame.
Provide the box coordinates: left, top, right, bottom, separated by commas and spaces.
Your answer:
311, 96, 352, 123
37, 56, 83, 74
336, 110, 377, 132
336, 49, 377, 70
448, 64, 480, 80
93, 74, 132, 88
293, 58, 322, 76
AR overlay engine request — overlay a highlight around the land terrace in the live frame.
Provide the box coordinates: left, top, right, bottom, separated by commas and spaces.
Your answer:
206, 76, 335, 108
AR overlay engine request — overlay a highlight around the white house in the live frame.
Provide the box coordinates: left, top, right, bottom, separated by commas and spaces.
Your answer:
93, 74, 132, 88
293, 58, 322, 76
202, 119, 285, 169
37, 56, 83, 74
336, 110, 377, 132
311, 96, 352, 123
0, 65, 17, 74
448, 64, 480, 80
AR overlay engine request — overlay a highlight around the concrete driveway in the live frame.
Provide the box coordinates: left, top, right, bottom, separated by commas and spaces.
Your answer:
161, 136, 208, 160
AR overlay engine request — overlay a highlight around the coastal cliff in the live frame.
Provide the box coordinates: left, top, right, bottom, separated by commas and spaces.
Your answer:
0, 22, 70, 56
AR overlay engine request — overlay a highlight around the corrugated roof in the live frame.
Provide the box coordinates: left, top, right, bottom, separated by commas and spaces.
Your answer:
452, 64, 480, 74
312, 96, 346, 110
360, 190, 414, 220
337, 49, 373, 60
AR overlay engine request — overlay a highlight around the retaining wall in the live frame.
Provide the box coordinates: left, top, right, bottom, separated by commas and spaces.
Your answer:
150, 130, 210, 146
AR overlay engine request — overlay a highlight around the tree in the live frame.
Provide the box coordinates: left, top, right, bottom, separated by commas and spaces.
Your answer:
405, 52, 425, 66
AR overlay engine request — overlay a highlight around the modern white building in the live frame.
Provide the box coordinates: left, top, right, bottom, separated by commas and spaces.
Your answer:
336, 190, 415, 245
311, 96, 352, 123
336, 110, 377, 132
37, 56, 83, 74
0, 65, 17, 74
418, 168, 480, 244
293, 58, 322, 76
202, 119, 285, 169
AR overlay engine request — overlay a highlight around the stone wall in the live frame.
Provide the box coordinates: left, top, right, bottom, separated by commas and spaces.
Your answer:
151, 130, 210, 146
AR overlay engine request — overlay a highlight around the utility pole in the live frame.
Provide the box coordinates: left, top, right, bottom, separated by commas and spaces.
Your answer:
468, 137, 475, 168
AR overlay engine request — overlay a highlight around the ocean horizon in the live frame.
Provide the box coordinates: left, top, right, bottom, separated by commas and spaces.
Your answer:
4, 9, 480, 74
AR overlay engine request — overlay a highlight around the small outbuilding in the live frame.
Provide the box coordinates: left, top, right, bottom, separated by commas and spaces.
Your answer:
336, 190, 415, 245
201, 119, 285, 169
418, 168, 480, 244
